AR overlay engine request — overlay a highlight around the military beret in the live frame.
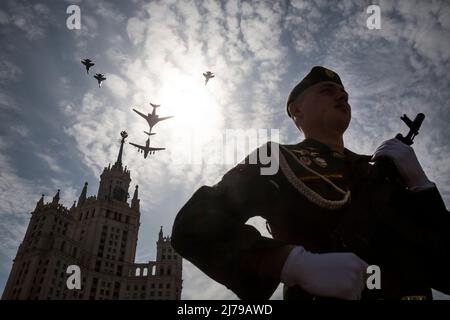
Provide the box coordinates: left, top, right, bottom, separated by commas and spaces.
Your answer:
286, 66, 344, 117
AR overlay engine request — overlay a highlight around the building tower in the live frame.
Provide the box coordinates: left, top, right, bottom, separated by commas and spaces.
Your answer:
2, 131, 182, 300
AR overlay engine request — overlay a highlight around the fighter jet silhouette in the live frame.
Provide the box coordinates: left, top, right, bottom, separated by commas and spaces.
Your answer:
81, 59, 95, 74
94, 73, 106, 88
129, 138, 165, 158
203, 71, 215, 86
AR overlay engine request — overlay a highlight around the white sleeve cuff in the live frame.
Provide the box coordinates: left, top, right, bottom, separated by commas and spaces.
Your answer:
280, 246, 305, 286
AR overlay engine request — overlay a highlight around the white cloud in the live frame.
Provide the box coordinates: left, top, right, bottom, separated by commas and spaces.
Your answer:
0, 9, 9, 25
105, 74, 129, 99
0, 60, 22, 84
10, 125, 29, 138
36, 152, 64, 174
126, 17, 146, 45
0, 91, 17, 111
93, 1, 125, 23
7, 2, 51, 40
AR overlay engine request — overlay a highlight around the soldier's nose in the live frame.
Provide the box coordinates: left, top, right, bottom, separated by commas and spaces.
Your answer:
336, 90, 348, 103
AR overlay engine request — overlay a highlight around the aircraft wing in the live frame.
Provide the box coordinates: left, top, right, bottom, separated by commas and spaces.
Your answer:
133, 108, 147, 119
158, 116, 173, 122
149, 147, 165, 151
129, 142, 146, 151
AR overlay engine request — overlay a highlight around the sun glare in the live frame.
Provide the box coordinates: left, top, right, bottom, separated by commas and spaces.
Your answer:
156, 70, 224, 164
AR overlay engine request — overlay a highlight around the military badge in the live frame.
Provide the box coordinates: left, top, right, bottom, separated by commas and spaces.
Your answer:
293, 149, 310, 156
332, 151, 344, 159
299, 156, 312, 166
313, 157, 327, 168
325, 69, 336, 79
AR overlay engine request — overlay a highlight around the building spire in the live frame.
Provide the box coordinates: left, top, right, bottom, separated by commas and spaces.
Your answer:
159, 226, 163, 241
52, 189, 60, 205
78, 182, 88, 207
131, 185, 140, 211
115, 131, 128, 167
36, 194, 44, 208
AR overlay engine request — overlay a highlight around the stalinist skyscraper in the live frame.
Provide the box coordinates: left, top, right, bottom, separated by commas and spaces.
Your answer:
2, 132, 182, 300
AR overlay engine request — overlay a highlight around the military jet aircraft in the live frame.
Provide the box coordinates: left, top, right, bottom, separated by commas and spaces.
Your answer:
203, 71, 215, 86
132, 103, 173, 133
129, 138, 165, 158
81, 58, 95, 74
94, 73, 106, 88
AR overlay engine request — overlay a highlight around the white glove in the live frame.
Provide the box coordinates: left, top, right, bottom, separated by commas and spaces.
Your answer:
280, 246, 368, 300
371, 138, 435, 191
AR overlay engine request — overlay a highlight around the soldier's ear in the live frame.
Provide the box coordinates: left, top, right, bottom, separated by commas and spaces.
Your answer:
288, 102, 302, 122
288, 103, 297, 119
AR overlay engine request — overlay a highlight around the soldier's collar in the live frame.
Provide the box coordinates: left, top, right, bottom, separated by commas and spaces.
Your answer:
295, 138, 340, 154
294, 138, 371, 162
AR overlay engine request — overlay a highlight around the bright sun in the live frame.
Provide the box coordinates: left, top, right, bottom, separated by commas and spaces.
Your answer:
157, 69, 224, 164
160, 72, 222, 132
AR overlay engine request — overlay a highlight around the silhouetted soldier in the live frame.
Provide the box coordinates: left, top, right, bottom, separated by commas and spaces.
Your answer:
172, 66, 450, 300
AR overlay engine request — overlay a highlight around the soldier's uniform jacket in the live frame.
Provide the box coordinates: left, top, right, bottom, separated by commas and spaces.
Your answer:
171, 138, 450, 300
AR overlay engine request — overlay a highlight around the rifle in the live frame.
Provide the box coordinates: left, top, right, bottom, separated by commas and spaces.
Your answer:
330, 112, 450, 299
395, 113, 425, 146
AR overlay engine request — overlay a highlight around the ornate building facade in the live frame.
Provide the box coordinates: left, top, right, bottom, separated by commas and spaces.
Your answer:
1, 136, 182, 300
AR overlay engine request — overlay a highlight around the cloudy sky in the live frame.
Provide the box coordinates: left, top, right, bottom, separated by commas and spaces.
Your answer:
0, 0, 449, 299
